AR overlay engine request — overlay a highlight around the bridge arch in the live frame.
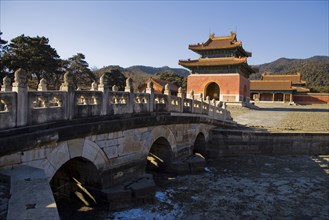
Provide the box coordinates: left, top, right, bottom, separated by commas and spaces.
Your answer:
143, 126, 177, 172
45, 139, 109, 180
190, 125, 212, 157
50, 157, 101, 211
147, 126, 177, 154
193, 125, 211, 143
147, 137, 173, 171
193, 132, 207, 157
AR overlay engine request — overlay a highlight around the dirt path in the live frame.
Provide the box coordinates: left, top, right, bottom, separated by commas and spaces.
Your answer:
228, 103, 329, 132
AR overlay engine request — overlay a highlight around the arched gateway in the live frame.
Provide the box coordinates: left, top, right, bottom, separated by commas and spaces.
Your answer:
205, 82, 220, 100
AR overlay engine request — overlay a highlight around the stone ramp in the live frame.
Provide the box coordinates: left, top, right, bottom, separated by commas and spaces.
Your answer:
0, 165, 60, 220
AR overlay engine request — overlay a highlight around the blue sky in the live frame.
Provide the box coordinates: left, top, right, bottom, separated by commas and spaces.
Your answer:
1, 1, 328, 69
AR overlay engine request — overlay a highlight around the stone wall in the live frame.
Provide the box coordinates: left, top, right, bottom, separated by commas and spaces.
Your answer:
0, 69, 232, 130
293, 93, 329, 104
209, 129, 329, 157
0, 92, 16, 129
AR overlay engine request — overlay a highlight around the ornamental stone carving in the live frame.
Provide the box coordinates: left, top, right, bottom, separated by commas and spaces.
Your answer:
99, 73, 109, 90
177, 87, 184, 98
164, 84, 170, 95
146, 81, 154, 94
91, 81, 98, 91
100, 73, 109, 85
13, 68, 27, 88
1, 76, 12, 91
125, 78, 133, 92
38, 78, 47, 91
64, 71, 73, 86
188, 90, 194, 99
60, 71, 74, 91
0, 99, 8, 112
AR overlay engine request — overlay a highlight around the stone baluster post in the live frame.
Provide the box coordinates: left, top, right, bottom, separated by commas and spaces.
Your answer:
198, 93, 203, 101
211, 99, 216, 119
145, 81, 154, 112
164, 84, 171, 112
91, 81, 98, 91
217, 100, 225, 120
199, 93, 204, 114
37, 78, 47, 91
1, 76, 12, 92
124, 77, 134, 113
206, 96, 212, 117
12, 69, 28, 126
111, 85, 118, 104
188, 90, 195, 113
60, 71, 75, 120
177, 87, 185, 98
177, 87, 184, 113
98, 73, 110, 115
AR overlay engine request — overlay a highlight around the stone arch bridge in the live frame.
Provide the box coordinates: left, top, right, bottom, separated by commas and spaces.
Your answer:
0, 69, 234, 219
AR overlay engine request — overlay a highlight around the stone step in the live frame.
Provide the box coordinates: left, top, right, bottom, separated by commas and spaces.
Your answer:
101, 173, 156, 210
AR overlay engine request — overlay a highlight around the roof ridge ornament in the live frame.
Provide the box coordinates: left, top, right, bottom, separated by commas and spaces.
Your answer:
230, 31, 237, 43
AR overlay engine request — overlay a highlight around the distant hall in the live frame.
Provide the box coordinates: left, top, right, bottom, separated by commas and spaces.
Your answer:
179, 32, 254, 104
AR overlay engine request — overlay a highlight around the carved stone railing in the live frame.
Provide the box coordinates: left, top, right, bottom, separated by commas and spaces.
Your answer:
28, 91, 67, 124
0, 69, 232, 130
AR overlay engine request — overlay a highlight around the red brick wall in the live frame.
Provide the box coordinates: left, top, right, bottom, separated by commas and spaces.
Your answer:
187, 74, 239, 95
239, 75, 250, 101
293, 93, 329, 104
187, 74, 250, 101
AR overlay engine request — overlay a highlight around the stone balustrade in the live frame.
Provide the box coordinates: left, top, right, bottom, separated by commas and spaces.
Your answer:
0, 68, 231, 130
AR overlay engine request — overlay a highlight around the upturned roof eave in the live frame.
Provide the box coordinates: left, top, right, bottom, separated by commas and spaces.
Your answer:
188, 44, 241, 51
250, 89, 295, 92
178, 59, 255, 74
178, 60, 246, 67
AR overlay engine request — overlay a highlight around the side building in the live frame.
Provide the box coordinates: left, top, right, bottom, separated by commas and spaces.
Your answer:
138, 78, 178, 96
179, 32, 254, 105
250, 73, 329, 104
250, 73, 309, 103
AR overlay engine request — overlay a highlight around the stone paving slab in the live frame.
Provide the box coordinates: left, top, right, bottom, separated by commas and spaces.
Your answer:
1, 165, 60, 220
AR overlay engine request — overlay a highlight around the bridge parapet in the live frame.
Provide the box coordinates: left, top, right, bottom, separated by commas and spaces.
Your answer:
0, 69, 232, 129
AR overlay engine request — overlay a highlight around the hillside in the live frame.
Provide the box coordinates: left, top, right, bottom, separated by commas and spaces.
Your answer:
250, 56, 329, 92
94, 65, 189, 91
126, 65, 189, 77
